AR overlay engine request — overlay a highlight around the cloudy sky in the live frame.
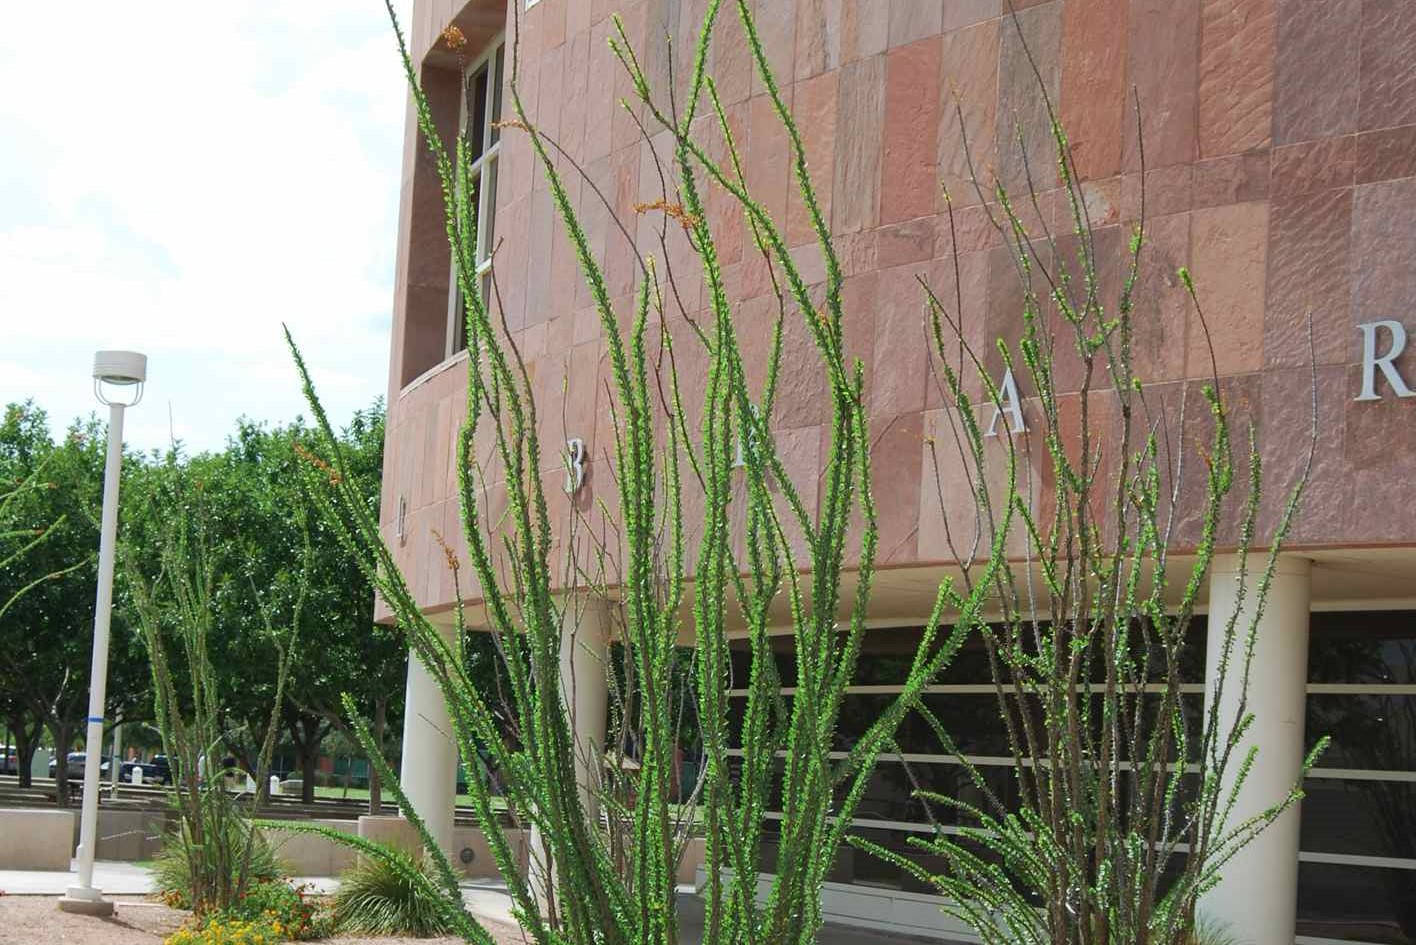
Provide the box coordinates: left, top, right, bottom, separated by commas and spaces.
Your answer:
0, 2, 414, 454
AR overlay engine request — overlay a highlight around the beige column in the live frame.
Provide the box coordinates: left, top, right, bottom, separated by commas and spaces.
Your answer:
529, 596, 609, 911
399, 625, 458, 860
1201, 554, 1311, 944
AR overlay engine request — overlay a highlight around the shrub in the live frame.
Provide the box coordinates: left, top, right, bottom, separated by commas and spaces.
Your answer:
1185, 916, 1239, 945
164, 917, 281, 945
152, 808, 283, 910
333, 853, 453, 936
225, 880, 332, 941
163, 881, 332, 945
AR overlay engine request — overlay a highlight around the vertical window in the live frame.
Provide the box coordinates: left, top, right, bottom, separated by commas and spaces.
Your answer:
448, 38, 506, 357
1297, 611, 1416, 944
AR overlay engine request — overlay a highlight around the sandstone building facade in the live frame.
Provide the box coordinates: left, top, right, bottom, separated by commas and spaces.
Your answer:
378, 2, 1416, 942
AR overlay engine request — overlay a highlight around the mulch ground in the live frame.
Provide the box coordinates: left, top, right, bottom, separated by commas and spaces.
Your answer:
0, 895, 529, 945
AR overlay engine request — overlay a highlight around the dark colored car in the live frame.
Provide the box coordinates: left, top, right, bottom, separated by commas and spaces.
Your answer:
48, 752, 110, 778
118, 755, 172, 785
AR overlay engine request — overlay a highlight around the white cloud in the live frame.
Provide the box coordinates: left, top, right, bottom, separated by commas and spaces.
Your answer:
0, 0, 415, 452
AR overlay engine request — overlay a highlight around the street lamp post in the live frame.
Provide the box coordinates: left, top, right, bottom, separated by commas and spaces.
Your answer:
57, 351, 146, 918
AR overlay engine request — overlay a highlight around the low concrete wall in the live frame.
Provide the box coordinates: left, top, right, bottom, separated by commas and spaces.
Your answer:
256, 816, 535, 879
451, 825, 529, 879
676, 837, 705, 887
72, 808, 172, 862
261, 818, 358, 877
0, 807, 74, 869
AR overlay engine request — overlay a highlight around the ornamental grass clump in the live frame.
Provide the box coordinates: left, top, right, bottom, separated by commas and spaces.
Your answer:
333, 853, 454, 937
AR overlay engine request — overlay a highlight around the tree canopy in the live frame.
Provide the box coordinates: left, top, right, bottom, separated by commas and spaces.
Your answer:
0, 398, 399, 807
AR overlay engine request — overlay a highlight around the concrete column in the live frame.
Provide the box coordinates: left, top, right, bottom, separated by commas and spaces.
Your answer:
399, 626, 458, 860
1201, 554, 1311, 945
529, 596, 609, 910
561, 597, 610, 812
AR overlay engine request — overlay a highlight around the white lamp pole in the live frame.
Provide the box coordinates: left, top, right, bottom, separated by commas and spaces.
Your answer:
58, 351, 146, 918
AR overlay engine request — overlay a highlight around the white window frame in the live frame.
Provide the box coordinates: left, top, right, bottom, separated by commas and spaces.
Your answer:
446, 33, 505, 359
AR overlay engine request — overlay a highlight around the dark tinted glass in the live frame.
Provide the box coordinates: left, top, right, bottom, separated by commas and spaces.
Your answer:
1296, 862, 1416, 943
1301, 778, 1416, 858
1306, 695, 1416, 771
490, 45, 505, 142
468, 62, 489, 161
1308, 611, 1416, 684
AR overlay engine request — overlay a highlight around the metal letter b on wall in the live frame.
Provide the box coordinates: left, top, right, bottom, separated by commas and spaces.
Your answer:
564, 438, 587, 494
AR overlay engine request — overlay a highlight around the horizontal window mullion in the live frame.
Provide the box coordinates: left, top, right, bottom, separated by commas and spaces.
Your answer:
1305, 767, 1416, 783
726, 683, 1208, 697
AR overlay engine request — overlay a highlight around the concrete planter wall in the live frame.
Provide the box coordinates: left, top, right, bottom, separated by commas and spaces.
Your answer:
0, 808, 75, 870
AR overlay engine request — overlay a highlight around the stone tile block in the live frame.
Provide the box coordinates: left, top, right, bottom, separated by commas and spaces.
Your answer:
841, 0, 890, 63
1060, 0, 1128, 180
1351, 177, 1416, 384
1273, 0, 1360, 145
943, 0, 1001, 31
1120, 163, 1195, 221
748, 0, 798, 98
1191, 151, 1270, 209
869, 410, 925, 563
833, 54, 886, 232
1356, 124, 1416, 184
1124, 0, 1200, 170
1198, 0, 1275, 157
1270, 134, 1356, 196
1130, 211, 1192, 384
882, 37, 943, 223
871, 260, 941, 417
795, 0, 842, 80
789, 70, 840, 247
876, 216, 938, 268
997, 2, 1062, 194
1359, 0, 1416, 131
747, 93, 793, 233
889, 0, 942, 48
938, 18, 1000, 207
1186, 201, 1268, 377
1258, 366, 1350, 545
1265, 187, 1352, 368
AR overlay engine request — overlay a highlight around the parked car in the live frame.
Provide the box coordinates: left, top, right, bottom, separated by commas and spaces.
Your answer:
0, 749, 17, 775
47, 752, 110, 779
119, 754, 172, 785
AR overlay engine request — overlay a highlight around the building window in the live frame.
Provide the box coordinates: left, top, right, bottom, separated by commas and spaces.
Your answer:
1297, 611, 1416, 945
447, 36, 506, 358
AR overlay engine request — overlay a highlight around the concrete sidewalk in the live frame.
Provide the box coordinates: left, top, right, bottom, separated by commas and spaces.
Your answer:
0, 859, 154, 896
0, 862, 954, 943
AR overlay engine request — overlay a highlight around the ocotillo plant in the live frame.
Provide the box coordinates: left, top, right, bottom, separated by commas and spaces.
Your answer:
282, 1, 1004, 944
846, 28, 1326, 945
124, 472, 305, 915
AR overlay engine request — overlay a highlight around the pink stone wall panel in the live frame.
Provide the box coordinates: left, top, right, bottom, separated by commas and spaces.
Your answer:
377, 0, 1416, 615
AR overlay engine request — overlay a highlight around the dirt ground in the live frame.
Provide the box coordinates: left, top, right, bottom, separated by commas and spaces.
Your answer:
0, 895, 529, 945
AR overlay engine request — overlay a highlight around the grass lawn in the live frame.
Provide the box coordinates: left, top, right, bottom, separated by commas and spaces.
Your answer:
312, 784, 478, 806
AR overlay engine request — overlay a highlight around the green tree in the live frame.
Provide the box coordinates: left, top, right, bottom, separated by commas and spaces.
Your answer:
131, 404, 399, 806
0, 403, 148, 802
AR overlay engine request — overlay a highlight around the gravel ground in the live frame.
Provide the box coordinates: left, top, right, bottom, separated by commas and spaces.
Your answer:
0, 895, 529, 945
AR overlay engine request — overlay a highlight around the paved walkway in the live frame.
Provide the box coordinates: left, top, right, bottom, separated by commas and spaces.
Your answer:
0, 862, 953, 943
0, 859, 154, 896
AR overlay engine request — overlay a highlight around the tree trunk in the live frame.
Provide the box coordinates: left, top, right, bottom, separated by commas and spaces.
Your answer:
300, 743, 317, 804
49, 721, 73, 807
368, 698, 385, 815
9, 714, 41, 788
